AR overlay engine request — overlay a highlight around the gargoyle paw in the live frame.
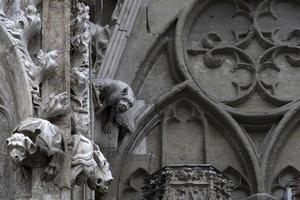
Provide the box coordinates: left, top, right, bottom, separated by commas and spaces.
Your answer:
42, 162, 61, 182
103, 122, 113, 134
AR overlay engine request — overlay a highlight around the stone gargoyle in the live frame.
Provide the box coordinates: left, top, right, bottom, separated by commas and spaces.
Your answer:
71, 133, 113, 192
5, 118, 64, 181
94, 79, 136, 134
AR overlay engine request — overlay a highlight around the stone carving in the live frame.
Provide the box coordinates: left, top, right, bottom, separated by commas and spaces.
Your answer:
28, 50, 59, 86
5, 118, 64, 181
28, 50, 59, 113
0, 0, 61, 115
111, 0, 124, 23
71, 2, 91, 136
95, 79, 136, 134
71, 67, 89, 112
71, 133, 113, 192
90, 23, 110, 72
42, 92, 70, 119
71, 2, 91, 66
176, 0, 300, 113
71, 1, 110, 77
69, 3, 114, 194
71, 65, 90, 135
143, 165, 233, 200
0, 0, 41, 54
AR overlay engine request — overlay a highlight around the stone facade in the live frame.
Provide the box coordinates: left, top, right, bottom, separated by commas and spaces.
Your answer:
1, 0, 300, 200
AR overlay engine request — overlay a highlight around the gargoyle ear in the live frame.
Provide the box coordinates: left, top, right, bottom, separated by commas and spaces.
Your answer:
1, 139, 9, 155
24, 137, 37, 155
122, 87, 129, 96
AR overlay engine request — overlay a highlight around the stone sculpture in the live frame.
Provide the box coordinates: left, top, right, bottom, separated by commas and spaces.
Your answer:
95, 79, 136, 134
90, 22, 110, 70
6, 118, 64, 181
42, 92, 70, 119
143, 165, 233, 200
71, 133, 113, 192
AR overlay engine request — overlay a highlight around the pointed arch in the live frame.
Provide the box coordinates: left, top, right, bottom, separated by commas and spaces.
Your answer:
261, 102, 300, 193
114, 81, 261, 199
132, 18, 185, 96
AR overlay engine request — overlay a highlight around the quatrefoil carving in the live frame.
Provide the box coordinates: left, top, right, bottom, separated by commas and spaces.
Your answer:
180, 0, 300, 110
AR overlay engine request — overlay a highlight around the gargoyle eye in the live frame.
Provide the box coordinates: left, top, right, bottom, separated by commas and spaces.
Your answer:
122, 87, 129, 96
17, 145, 25, 151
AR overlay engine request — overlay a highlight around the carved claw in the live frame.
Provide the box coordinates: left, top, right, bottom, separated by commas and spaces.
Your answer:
42, 152, 63, 182
103, 122, 113, 134
42, 161, 61, 182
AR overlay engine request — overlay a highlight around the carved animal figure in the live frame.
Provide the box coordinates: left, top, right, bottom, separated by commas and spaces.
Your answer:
71, 133, 113, 192
6, 118, 64, 181
94, 79, 135, 134
6, 133, 36, 165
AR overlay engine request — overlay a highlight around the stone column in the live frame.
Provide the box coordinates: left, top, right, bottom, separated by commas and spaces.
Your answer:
40, 0, 72, 199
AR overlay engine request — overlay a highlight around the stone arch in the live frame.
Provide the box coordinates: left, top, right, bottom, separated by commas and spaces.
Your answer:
114, 82, 260, 199
261, 102, 300, 193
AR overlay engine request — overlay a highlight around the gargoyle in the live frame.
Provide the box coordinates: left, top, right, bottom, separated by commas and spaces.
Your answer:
5, 118, 64, 181
71, 133, 113, 192
94, 79, 136, 134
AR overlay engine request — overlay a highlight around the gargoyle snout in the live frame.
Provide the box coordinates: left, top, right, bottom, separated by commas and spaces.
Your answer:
10, 151, 22, 163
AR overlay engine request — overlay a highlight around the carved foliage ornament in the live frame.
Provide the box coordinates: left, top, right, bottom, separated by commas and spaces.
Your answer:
177, 0, 300, 112
0, 0, 60, 114
143, 165, 233, 200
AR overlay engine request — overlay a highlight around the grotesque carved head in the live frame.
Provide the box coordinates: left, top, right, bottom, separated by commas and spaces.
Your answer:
6, 133, 37, 165
95, 79, 135, 113
117, 87, 135, 113
86, 170, 112, 193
